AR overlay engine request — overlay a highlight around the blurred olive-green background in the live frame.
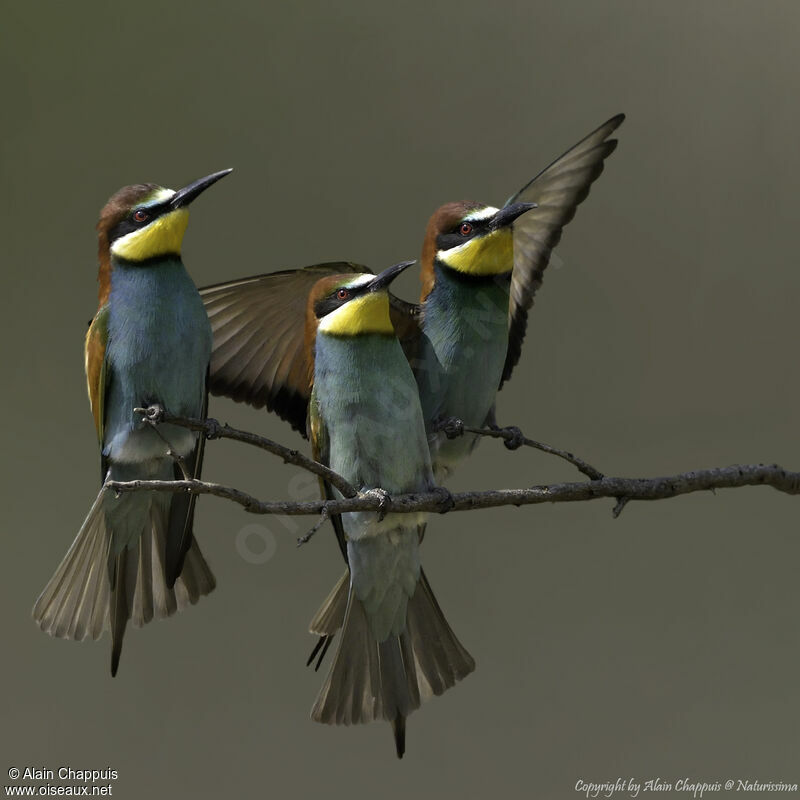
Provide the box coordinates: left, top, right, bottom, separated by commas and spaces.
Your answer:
3, 2, 799, 797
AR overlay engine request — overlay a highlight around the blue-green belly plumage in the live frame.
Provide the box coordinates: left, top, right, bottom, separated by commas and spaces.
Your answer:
417, 266, 510, 480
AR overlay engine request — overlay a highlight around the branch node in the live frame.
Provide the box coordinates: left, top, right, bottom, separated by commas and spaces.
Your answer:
433, 486, 456, 514
612, 496, 631, 518
204, 417, 223, 440
501, 426, 525, 451
167, 449, 192, 481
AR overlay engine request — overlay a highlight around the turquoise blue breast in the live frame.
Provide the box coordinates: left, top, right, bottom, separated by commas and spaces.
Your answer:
313, 333, 433, 497
104, 258, 211, 462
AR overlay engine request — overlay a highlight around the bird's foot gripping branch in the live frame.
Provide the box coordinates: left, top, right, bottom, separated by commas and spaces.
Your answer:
101, 405, 800, 531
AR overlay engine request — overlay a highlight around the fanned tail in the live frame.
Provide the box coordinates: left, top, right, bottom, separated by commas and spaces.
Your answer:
33, 487, 215, 675
310, 568, 474, 758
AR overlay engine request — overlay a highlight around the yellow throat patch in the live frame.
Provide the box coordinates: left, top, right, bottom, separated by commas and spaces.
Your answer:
111, 208, 190, 261
438, 227, 514, 276
318, 291, 394, 336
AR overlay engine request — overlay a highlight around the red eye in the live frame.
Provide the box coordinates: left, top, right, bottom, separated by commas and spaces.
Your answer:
336, 288, 350, 300
459, 222, 472, 235
133, 209, 149, 223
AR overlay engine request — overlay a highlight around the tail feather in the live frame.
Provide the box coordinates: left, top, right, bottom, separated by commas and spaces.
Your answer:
33, 492, 109, 642
132, 515, 156, 626
309, 569, 349, 635
68, 515, 109, 642
306, 568, 349, 669
406, 570, 476, 698
311, 568, 473, 756
109, 550, 130, 677
165, 487, 193, 589
130, 504, 216, 626
306, 634, 334, 671
391, 714, 406, 759
175, 534, 216, 605
33, 487, 216, 674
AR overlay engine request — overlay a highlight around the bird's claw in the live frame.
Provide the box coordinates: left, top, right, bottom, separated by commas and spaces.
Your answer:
135, 404, 165, 424
437, 416, 465, 440
501, 425, 525, 450
365, 488, 391, 521
433, 486, 455, 514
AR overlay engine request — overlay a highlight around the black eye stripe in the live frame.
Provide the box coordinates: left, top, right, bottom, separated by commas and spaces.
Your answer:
436, 217, 490, 251
108, 199, 173, 244
314, 283, 371, 318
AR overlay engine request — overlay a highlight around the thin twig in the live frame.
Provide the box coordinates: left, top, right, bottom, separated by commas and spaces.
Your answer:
134, 405, 357, 498
612, 496, 631, 518
135, 406, 193, 479
297, 509, 329, 547
106, 463, 800, 520
436, 417, 604, 481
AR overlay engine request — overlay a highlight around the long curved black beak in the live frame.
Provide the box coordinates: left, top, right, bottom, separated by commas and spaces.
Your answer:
369, 260, 416, 292
490, 201, 537, 230
170, 168, 233, 209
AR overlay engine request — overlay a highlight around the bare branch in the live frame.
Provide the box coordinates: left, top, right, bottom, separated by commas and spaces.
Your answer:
135, 404, 357, 498
121, 407, 800, 531
106, 463, 800, 521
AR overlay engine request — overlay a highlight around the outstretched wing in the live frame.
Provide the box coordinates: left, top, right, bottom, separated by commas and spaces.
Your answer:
200, 262, 423, 437
200, 263, 366, 436
85, 305, 110, 481
502, 113, 625, 387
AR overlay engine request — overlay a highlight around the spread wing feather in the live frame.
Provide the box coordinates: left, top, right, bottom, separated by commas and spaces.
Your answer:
502, 113, 625, 387
200, 263, 365, 435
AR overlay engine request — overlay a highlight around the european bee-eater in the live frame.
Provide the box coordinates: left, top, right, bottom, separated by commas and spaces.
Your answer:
413, 114, 623, 479
304, 262, 474, 758
199, 113, 623, 664
33, 169, 231, 676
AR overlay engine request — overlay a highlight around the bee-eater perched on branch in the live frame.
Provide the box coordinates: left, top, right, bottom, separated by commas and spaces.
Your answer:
199, 113, 624, 670
33, 169, 232, 676
414, 113, 623, 480
304, 262, 474, 758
